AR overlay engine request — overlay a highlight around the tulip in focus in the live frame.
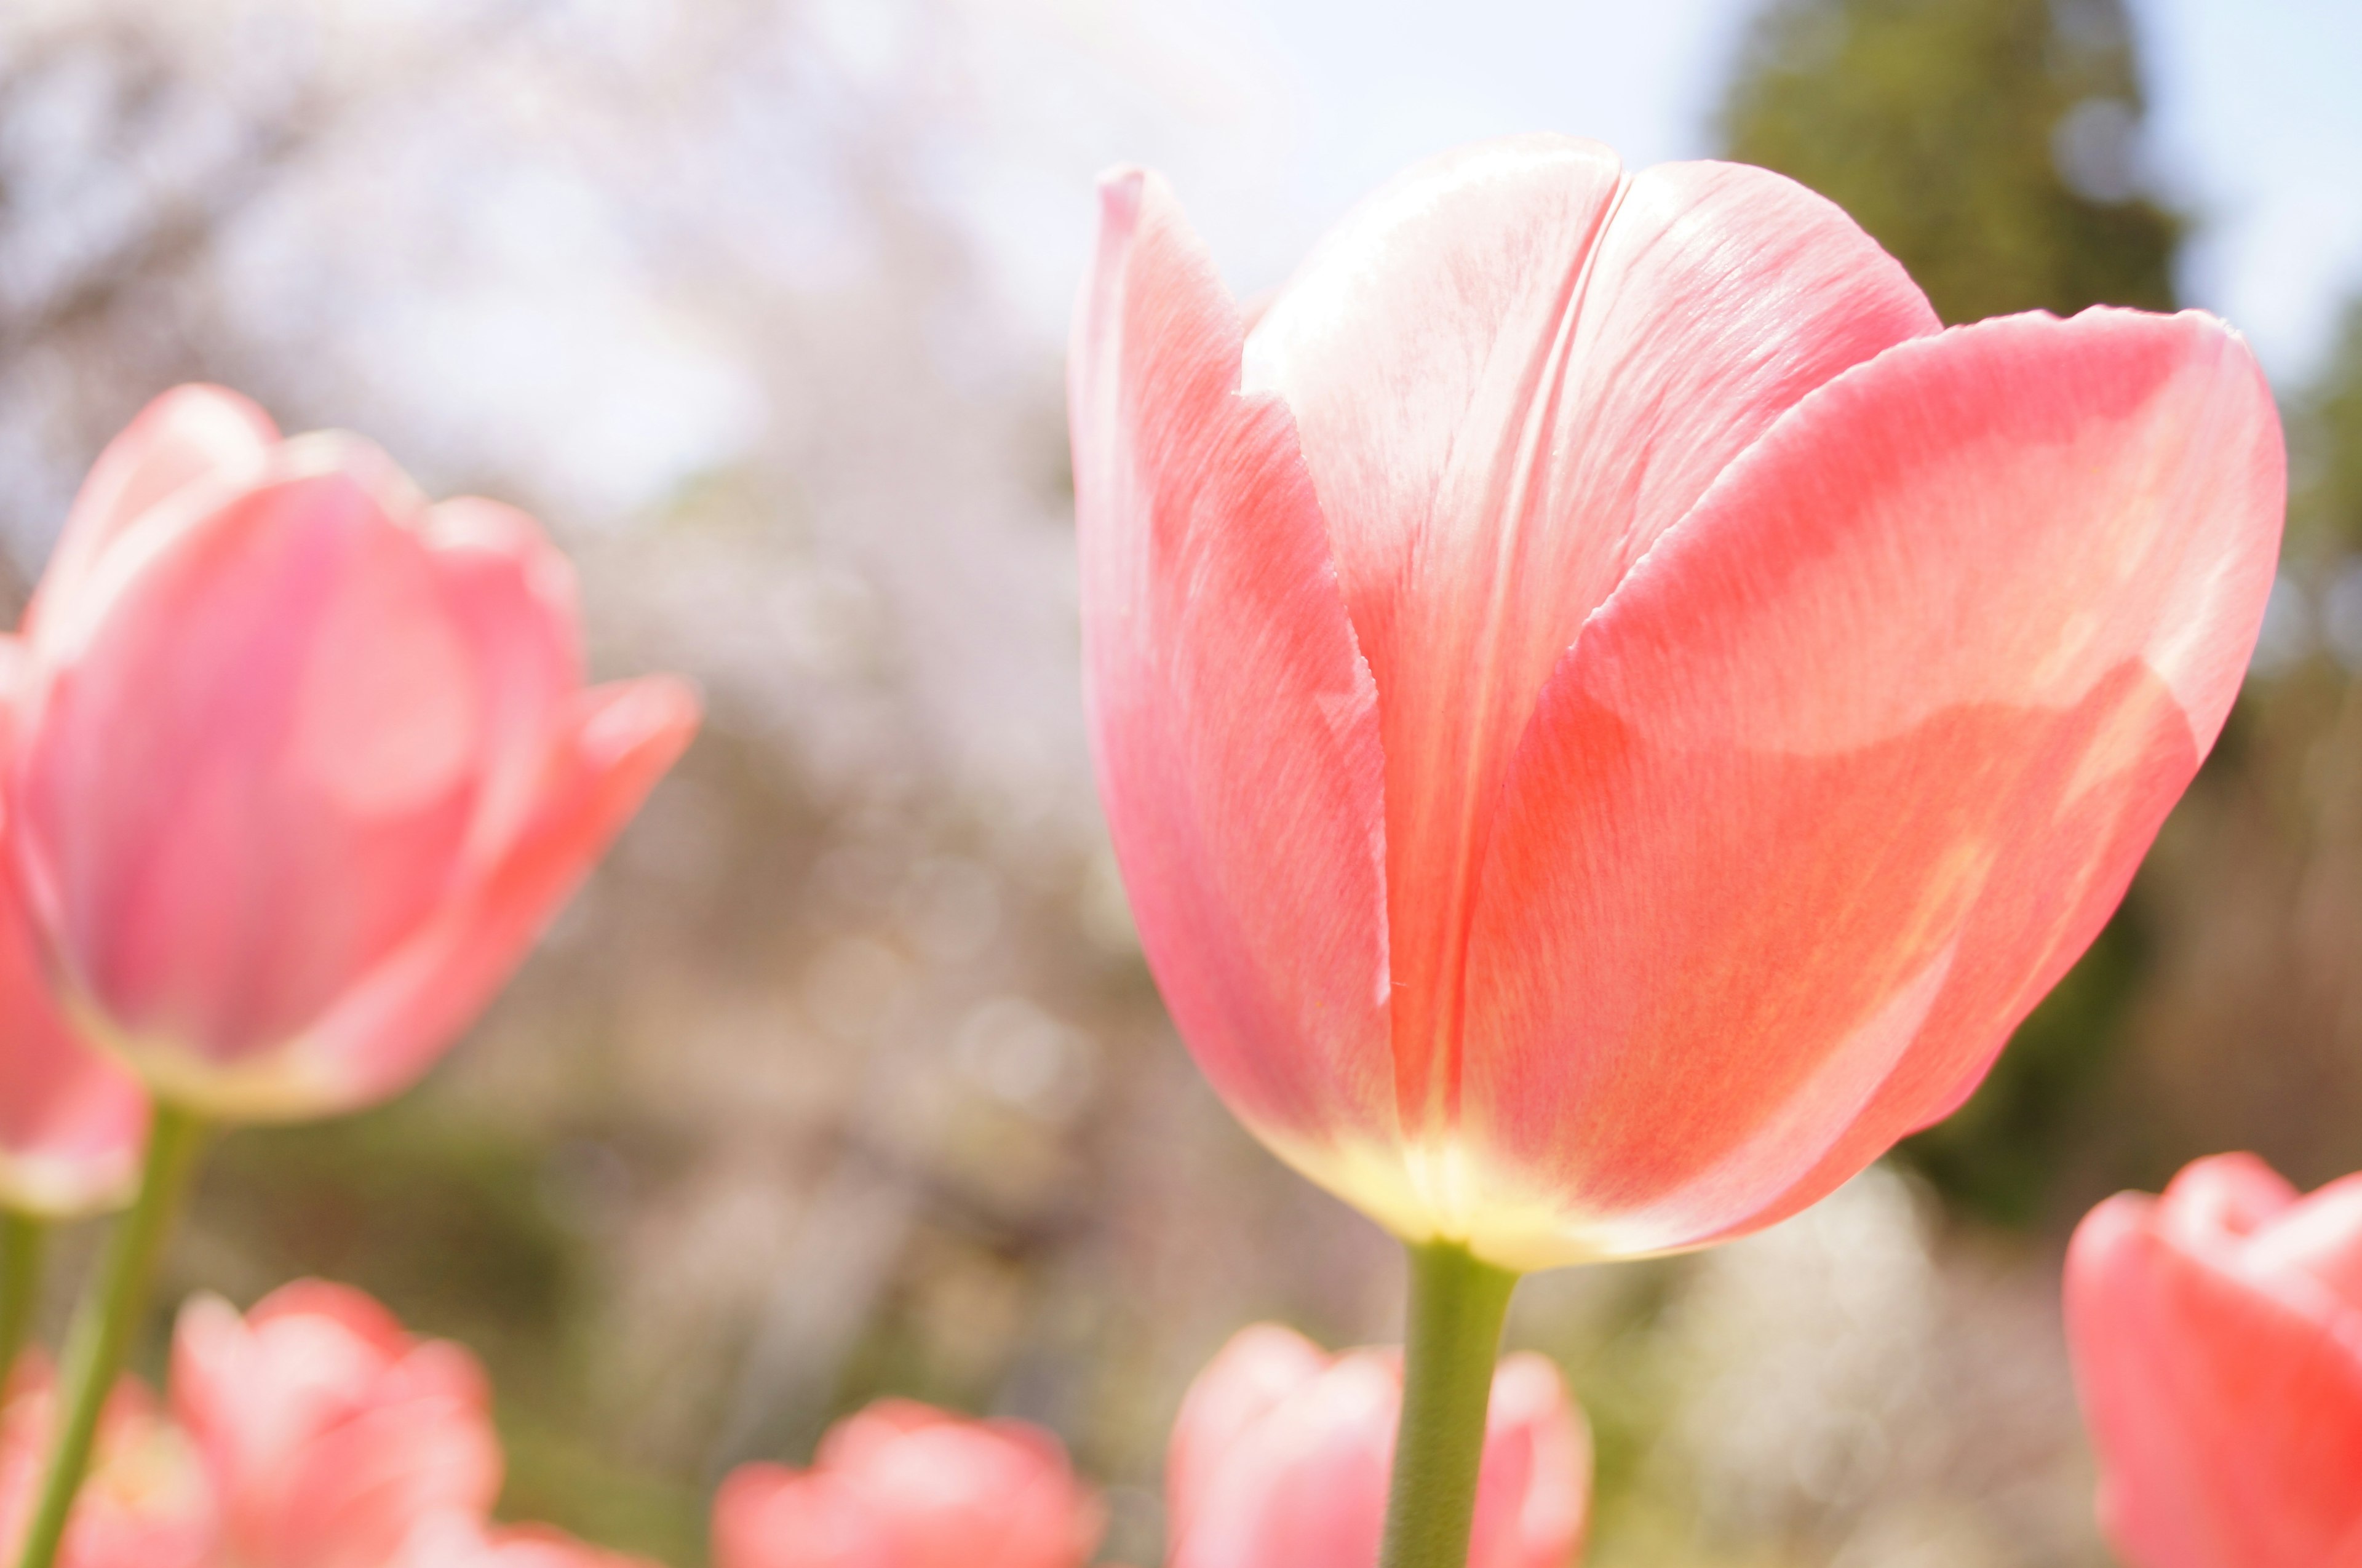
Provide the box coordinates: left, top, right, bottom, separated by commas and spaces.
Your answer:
0, 1360, 213, 1568
1166, 1324, 1586, 1568
9, 385, 700, 1122
0, 643, 145, 1220
712, 1399, 1102, 1568
1070, 135, 2285, 1268
171, 1279, 503, 1568
2065, 1153, 2362, 1568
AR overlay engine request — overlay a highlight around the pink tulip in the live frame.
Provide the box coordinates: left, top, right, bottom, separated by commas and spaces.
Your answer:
0, 639, 144, 1216
712, 1399, 1102, 1568
0, 1359, 215, 1568
1070, 137, 2284, 1268
170, 1279, 502, 1568
389, 1514, 662, 1568
1166, 1324, 1586, 1568
9, 385, 699, 1121
2065, 1153, 2362, 1567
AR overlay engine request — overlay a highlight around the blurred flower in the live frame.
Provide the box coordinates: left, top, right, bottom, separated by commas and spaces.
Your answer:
9, 385, 701, 1122
0, 1357, 214, 1568
1070, 135, 2285, 1268
171, 1279, 502, 1568
1164, 1324, 1586, 1568
0, 639, 144, 1218
388, 1513, 661, 1568
712, 1399, 1102, 1568
2066, 1152, 2362, 1568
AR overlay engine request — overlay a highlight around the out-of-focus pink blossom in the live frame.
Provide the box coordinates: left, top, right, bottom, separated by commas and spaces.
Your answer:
170, 1280, 502, 1568
0, 639, 145, 1219
1165, 1324, 1586, 1568
10, 384, 699, 1122
389, 1513, 663, 1568
0, 1358, 213, 1568
1070, 138, 2284, 1267
712, 1399, 1102, 1568
2066, 1152, 2362, 1568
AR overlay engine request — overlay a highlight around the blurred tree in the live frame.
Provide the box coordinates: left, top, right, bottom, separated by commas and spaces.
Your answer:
1719, 0, 2183, 1225
2288, 300, 2362, 561
1722, 0, 2181, 325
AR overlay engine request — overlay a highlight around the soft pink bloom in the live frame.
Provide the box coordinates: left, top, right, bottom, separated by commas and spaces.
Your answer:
712, 1399, 1102, 1568
2066, 1153, 2362, 1568
171, 1279, 502, 1568
10, 385, 699, 1121
1069, 137, 2285, 1268
0, 1358, 215, 1568
389, 1513, 662, 1568
0, 639, 145, 1217
1166, 1324, 1586, 1568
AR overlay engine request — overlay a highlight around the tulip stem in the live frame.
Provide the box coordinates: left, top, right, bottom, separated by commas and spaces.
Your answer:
0, 1212, 44, 1386
12, 1103, 205, 1568
1379, 1240, 1522, 1568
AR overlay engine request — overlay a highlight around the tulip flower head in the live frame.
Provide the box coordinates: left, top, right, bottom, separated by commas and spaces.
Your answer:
2066, 1153, 2362, 1568
9, 386, 700, 1122
1165, 1324, 1587, 1568
712, 1399, 1102, 1568
1070, 137, 2285, 1268
170, 1279, 503, 1568
0, 1359, 213, 1568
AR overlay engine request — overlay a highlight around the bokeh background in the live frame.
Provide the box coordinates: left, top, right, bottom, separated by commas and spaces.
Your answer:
2, 0, 2358, 1563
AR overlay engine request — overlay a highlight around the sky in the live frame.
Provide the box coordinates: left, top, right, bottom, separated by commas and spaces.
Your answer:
952, 0, 2362, 388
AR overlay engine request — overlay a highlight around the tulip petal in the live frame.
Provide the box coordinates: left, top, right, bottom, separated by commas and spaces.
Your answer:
1165, 1324, 1330, 1538
31, 384, 277, 642
1071, 169, 1395, 1158
2069, 1193, 2362, 1568
301, 677, 700, 1112
1244, 138, 1938, 1142
1453, 308, 2281, 1264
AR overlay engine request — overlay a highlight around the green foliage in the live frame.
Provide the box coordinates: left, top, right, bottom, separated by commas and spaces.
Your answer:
2287, 299, 2362, 559
1722, 0, 2182, 325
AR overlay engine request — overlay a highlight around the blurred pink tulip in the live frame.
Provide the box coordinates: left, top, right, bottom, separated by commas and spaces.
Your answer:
389, 1514, 661, 1568
2066, 1153, 2362, 1568
1070, 136, 2286, 1268
10, 384, 700, 1121
712, 1399, 1102, 1568
171, 1279, 502, 1568
1166, 1324, 1586, 1568
0, 637, 146, 1218
0, 1358, 214, 1568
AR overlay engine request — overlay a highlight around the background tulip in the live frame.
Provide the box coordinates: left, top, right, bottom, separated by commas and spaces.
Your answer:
1070, 136, 2286, 1270
170, 1279, 503, 1568
712, 1399, 1101, 1568
0, 1360, 213, 1568
9, 384, 700, 1123
2065, 1153, 2362, 1568
1166, 1324, 1588, 1568
0, 639, 145, 1224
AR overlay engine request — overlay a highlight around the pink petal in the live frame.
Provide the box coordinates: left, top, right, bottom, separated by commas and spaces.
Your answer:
1460, 308, 2283, 1262
2067, 1193, 2362, 1568
300, 677, 699, 1112
1071, 168, 1394, 1160
1164, 1324, 1330, 1536
709, 1467, 896, 1568
1244, 138, 1937, 1140
30, 385, 277, 642
1166, 1355, 1396, 1568
1466, 1353, 1590, 1568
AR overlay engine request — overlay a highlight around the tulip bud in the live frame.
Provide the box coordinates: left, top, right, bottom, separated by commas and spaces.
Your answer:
1164, 1324, 1588, 1568
2066, 1153, 2362, 1568
713, 1399, 1102, 1568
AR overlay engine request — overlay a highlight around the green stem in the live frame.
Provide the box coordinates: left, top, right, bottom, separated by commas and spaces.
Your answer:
1378, 1240, 1523, 1568
0, 1212, 46, 1385
12, 1104, 205, 1568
